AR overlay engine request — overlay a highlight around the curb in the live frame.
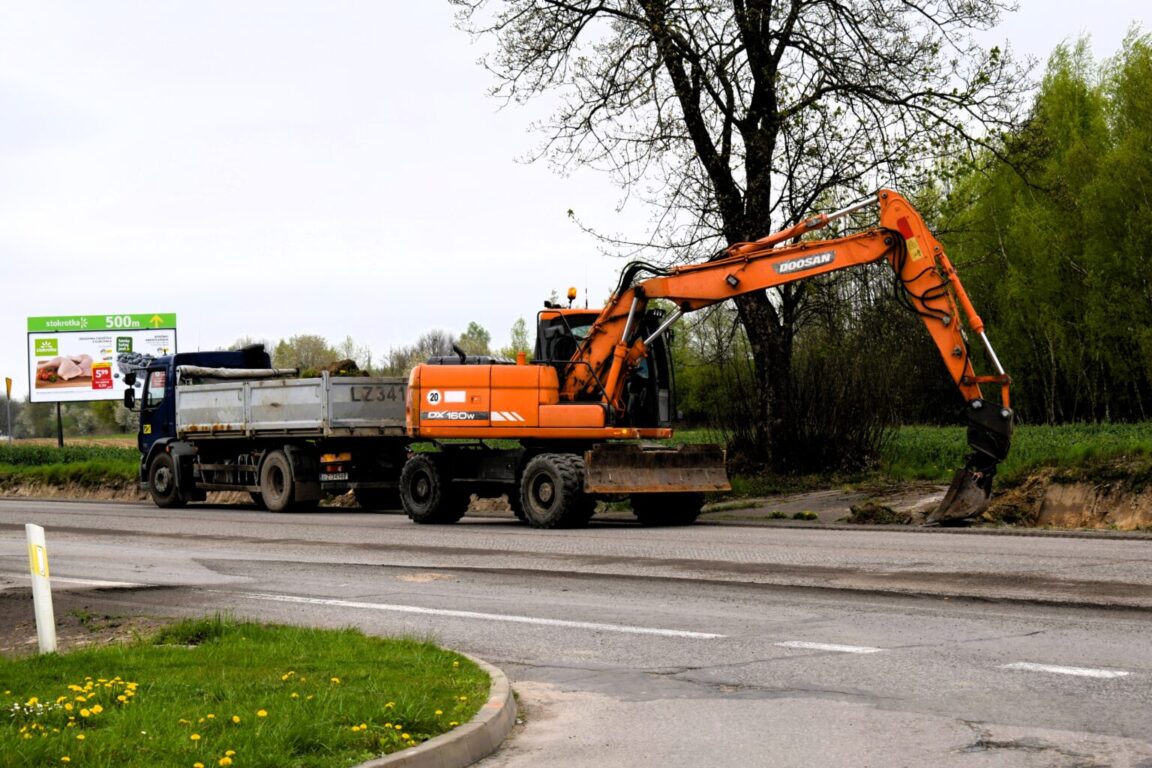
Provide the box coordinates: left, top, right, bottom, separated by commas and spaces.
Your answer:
356, 653, 517, 768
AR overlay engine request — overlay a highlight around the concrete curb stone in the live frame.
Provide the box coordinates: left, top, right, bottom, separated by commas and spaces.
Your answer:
355, 653, 517, 768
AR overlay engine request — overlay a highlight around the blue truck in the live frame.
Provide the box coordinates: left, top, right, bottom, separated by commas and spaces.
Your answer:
124, 345, 408, 511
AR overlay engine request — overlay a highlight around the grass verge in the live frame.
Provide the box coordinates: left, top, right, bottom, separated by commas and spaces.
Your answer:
0, 445, 138, 488
1, 616, 489, 768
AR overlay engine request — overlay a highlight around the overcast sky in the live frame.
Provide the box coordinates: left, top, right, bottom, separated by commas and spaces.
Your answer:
1, 2, 1146, 400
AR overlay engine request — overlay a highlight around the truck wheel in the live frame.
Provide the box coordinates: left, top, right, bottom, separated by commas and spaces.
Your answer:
354, 487, 402, 512
631, 492, 704, 526
149, 452, 187, 508
399, 455, 467, 524
260, 450, 297, 513
520, 454, 593, 529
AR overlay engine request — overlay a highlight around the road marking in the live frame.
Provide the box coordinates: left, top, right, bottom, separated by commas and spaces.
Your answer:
2, 574, 145, 589
1000, 662, 1131, 679
237, 592, 726, 639
776, 641, 885, 654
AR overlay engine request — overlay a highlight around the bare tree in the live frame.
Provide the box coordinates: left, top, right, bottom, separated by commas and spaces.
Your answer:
453, 0, 1029, 466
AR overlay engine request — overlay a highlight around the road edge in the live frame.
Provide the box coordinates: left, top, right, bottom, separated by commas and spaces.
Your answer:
355, 652, 517, 768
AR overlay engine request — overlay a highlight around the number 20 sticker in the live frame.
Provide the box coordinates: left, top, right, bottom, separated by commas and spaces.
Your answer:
426, 390, 441, 404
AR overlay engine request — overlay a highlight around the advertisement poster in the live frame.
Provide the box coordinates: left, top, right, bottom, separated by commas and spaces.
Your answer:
27, 314, 177, 403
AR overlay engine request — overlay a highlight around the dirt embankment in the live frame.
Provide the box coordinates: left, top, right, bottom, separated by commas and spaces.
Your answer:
986, 468, 1152, 530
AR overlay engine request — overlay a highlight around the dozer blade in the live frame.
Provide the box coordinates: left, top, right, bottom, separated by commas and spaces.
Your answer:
927, 468, 991, 524
584, 443, 731, 494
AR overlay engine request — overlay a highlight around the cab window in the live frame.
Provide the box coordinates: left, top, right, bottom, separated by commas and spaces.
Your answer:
145, 370, 167, 409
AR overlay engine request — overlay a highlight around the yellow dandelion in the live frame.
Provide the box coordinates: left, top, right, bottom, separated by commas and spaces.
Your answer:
218, 758, 233, 767
256, 709, 268, 718
225, 751, 236, 757
452, 661, 460, 668
401, 733, 410, 740
290, 692, 299, 699
435, 710, 443, 716
450, 721, 459, 727
190, 733, 201, 741
330, 677, 341, 684
91, 705, 104, 715
64, 703, 73, 712
194, 763, 205, 768
458, 696, 468, 702
206, 714, 215, 720
60, 758, 70, 764
75, 735, 85, 741
117, 695, 127, 703
231, 715, 241, 724
79, 709, 91, 718
384, 701, 395, 709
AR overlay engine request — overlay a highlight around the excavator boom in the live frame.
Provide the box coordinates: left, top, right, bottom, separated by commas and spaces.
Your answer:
562, 189, 1012, 522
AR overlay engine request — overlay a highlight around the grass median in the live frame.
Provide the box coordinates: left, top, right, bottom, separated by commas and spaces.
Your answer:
1, 615, 489, 768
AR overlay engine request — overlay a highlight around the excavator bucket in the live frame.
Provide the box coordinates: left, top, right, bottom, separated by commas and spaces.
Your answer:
583, 443, 731, 494
928, 468, 991, 524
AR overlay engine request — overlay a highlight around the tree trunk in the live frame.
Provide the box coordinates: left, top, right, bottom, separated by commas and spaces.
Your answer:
732, 291, 793, 470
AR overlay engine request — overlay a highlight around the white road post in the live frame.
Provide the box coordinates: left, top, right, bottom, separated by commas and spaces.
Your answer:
25, 524, 57, 653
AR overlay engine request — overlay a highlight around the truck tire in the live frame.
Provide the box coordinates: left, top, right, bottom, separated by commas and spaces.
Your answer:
148, 452, 187, 508
260, 450, 298, 513
399, 455, 468, 524
519, 454, 594, 529
631, 492, 704, 526
354, 487, 402, 512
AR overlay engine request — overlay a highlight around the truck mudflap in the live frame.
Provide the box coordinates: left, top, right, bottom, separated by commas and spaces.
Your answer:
583, 443, 730, 494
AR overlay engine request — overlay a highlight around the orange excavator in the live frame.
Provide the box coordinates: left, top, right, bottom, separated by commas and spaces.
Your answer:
402, 189, 1012, 527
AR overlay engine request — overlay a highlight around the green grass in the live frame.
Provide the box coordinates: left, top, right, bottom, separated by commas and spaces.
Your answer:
0, 445, 138, 488
0, 616, 489, 768
882, 422, 1152, 485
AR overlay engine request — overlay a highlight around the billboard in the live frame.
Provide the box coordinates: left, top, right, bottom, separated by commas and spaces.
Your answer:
27, 314, 177, 403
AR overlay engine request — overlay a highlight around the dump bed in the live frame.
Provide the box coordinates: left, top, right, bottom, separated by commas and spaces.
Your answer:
174, 373, 406, 438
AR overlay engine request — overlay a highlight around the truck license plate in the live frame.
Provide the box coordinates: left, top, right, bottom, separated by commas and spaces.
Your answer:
320, 472, 349, 481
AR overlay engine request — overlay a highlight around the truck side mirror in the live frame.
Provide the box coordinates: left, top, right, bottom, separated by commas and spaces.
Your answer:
123, 388, 136, 411
123, 371, 137, 386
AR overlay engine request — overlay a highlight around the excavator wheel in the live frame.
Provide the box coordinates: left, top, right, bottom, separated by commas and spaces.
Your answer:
400, 454, 468, 524
519, 453, 594, 529
631, 492, 704, 526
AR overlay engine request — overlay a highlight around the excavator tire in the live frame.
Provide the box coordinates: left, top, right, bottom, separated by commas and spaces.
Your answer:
631, 492, 704, 526
400, 454, 468, 524
519, 453, 594, 529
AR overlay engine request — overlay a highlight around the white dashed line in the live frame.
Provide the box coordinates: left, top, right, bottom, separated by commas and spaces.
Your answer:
1000, 662, 1131, 679
775, 641, 885, 654
235, 592, 726, 639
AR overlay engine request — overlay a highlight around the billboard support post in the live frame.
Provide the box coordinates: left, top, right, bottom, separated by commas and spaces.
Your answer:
4, 376, 11, 443
56, 402, 64, 448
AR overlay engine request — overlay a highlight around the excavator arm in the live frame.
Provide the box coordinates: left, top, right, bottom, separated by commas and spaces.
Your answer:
564, 189, 1013, 523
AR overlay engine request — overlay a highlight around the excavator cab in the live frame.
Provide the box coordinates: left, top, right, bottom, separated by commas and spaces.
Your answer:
535, 307, 675, 428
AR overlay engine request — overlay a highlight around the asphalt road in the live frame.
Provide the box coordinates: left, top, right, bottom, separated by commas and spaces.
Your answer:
2, 499, 1151, 767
